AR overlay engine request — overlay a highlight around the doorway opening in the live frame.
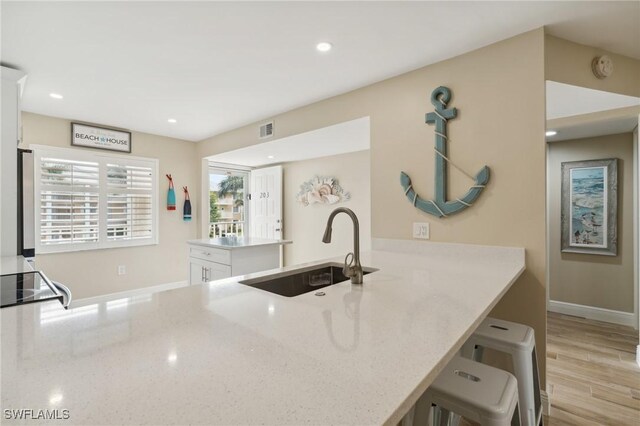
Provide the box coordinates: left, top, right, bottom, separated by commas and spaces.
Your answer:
544, 80, 640, 422
202, 116, 371, 266
208, 167, 248, 238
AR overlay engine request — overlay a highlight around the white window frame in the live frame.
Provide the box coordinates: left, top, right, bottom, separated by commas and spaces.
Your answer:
33, 145, 159, 254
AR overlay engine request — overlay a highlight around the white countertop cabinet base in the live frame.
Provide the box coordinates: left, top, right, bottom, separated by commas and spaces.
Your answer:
188, 242, 280, 285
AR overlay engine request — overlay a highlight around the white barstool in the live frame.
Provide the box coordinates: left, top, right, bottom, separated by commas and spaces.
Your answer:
403, 355, 521, 426
461, 317, 542, 426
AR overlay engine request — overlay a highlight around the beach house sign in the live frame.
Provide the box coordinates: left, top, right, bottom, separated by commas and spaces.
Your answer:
71, 123, 132, 153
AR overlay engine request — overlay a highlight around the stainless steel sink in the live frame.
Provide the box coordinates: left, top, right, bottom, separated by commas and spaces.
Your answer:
238, 263, 377, 297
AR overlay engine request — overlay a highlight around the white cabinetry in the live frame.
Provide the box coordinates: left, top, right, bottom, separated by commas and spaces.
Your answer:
189, 245, 233, 285
187, 241, 281, 285
1, 67, 27, 257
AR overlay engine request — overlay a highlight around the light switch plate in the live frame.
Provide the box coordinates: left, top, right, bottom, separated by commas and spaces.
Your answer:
118, 265, 126, 275
413, 222, 430, 239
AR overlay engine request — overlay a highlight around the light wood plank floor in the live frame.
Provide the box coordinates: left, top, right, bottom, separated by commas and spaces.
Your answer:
459, 312, 639, 426
545, 311, 639, 426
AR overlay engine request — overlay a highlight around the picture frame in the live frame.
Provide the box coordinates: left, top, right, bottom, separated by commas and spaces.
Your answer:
71, 123, 132, 153
561, 158, 618, 256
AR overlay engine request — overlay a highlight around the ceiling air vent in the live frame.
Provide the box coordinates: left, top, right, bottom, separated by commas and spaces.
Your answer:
259, 121, 274, 139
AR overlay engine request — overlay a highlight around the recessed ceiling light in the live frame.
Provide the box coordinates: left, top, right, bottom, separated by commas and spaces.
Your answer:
49, 93, 63, 99
168, 118, 177, 124
49, 393, 63, 405
546, 130, 557, 137
316, 42, 332, 52
267, 155, 275, 159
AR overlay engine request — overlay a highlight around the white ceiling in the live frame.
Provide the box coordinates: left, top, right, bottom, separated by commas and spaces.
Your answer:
546, 81, 640, 120
2, 1, 639, 141
208, 116, 370, 167
546, 81, 639, 142
547, 114, 638, 142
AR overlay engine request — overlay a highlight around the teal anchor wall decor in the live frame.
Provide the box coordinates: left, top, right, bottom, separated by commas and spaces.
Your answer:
400, 86, 490, 218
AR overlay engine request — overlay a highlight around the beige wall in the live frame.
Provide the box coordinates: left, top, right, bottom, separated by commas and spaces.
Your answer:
21, 112, 199, 300
548, 133, 634, 312
545, 35, 640, 97
198, 29, 548, 385
282, 150, 371, 266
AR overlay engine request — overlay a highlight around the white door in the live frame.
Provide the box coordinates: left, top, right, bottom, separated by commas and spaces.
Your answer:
249, 165, 283, 239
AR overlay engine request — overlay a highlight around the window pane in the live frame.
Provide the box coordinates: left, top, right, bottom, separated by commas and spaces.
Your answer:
41, 158, 99, 189
40, 191, 99, 245
39, 156, 100, 246
107, 194, 153, 240
106, 162, 154, 241
107, 163, 153, 190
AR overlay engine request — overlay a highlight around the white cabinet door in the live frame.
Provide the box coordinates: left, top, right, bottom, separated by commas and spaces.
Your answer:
189, 257, 232, 285
208, 264, 232, 281
189, 259, 206, 285
249, 165, 283, 239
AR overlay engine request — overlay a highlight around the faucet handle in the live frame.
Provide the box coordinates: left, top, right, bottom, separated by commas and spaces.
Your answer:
343, 252, 355, 278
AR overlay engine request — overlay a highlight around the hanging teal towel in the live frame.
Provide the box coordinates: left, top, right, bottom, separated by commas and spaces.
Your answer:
166, 174, 176, 211
183, 186, 192, 221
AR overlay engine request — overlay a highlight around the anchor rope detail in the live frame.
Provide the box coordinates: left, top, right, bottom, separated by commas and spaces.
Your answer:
433, 109, 448, 122
404, 184, 413, 195
429, 200, 447, 217
433, 148, 477, 182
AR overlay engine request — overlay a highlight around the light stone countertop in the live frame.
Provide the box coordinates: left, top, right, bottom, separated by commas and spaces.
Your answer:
1, 239, 524, 425
188, 237, 292, 249
0, 256, 34, 275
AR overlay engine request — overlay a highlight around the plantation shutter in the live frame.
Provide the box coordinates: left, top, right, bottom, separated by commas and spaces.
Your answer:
106, 161, 154, 240
38, 157, 100, 246
34, 146, 158, 253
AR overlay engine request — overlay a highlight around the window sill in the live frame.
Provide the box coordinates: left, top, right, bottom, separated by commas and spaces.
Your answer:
36, 239, 159, 255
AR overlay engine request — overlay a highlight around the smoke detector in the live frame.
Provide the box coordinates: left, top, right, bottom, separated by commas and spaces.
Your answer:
592, 55, 613, 79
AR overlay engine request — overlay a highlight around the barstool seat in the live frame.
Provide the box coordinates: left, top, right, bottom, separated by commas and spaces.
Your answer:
461, 317, 542, 426
405, 355, 521, 426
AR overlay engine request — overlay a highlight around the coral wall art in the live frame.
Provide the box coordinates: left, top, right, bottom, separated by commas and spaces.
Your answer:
296, 176, 350, 206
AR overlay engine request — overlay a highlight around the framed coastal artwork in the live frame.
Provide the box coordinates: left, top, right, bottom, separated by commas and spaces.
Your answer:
561, 158, 618, 256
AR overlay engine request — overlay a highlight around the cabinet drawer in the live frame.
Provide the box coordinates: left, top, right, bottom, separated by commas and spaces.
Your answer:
189, 245, 231, 265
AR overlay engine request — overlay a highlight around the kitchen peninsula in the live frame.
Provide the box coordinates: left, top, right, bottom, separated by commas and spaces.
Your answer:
187, 237, 292, 285
1, 239, 524, 425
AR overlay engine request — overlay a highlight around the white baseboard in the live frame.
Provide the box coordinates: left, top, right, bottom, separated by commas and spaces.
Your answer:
636, 345, 640, 368
548, 300, 637, 329
541, 390, 550, 416
71, 280, 189, 308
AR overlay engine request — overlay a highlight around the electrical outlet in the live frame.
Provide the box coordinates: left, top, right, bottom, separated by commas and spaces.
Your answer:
413, 222, 430, 240
117, 265, 126, 275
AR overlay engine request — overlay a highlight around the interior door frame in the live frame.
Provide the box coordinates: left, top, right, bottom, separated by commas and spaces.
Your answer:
633, 121, 639, 333
545, 109, 640, 330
